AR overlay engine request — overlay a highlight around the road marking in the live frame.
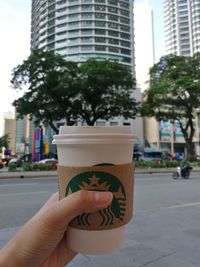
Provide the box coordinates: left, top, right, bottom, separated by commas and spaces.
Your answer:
0, 183, 37, 187
0, 191, 49, 197
137, 202, 200, 213
168, 202, 200, 209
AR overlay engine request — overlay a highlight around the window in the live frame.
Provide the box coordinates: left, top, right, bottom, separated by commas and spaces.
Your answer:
95, 13, 106, 19
119, 2, 128, 9
108, 38, 119, 45
108, 14, 118, 21
95, 5, 106, 11
95, 29, 106, 35
120, 9, 129, 16
120, 17, 129, 24
109, 46, 119, 53
81, 45, 93, 51
95, 37, 106, 43
120, 25, 129, 32
68, 46, 79, 53
68, 30, 79, 36
95, 21, 106, 27
121, 32, 130, 39
47, 36, 55, 42
81, 20, 93, 26
121, 48, 130, 55
108, 22, 118, 29
95, 0, 105, 3
48, 28, 55, 34
121, 40, 130, 47
81, 29, 93, 35
67, 38, 79, 45
108, 6, 118, 13
122, 57, 131, 63
81, 13, 93, 18
95, 45, 106, 51
81, 5, 93, 11
81, 37, 93, 43
56, 23, 67, 28
108, 0, 118, 6
108, 30, 118, 37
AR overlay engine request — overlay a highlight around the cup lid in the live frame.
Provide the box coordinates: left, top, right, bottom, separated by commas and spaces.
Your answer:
52, 126, 136, 145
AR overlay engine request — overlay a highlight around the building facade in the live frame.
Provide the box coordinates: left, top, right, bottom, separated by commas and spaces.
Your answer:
28, 0, 144, 155
3, 113, 16, 155
164, 0, 200, 56
144, 0, 200, 157
31, 0, 135, 73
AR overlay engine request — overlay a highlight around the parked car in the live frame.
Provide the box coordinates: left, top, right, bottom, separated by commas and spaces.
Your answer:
37, 158, 58, 169
139, 151, 164, 162
8, 158, 23, 167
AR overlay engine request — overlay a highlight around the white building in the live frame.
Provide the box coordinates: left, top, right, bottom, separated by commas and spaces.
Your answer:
31, 0, 135, 72
30, 0, 144, 146
164, 0, 200, 56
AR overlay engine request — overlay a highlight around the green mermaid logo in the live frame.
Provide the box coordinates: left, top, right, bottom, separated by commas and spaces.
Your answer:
65, 171, 126, 227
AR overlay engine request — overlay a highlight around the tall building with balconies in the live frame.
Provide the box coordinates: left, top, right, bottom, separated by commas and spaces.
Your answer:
30, 0, 144, 147
164, 0, 200, 56
31, 0, 135, 72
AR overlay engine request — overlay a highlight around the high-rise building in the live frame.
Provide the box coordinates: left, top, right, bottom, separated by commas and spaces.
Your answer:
3, 112, 16, 155
31, 0, 135, 72
164, 0, 200, 56
29, 0, 144, 149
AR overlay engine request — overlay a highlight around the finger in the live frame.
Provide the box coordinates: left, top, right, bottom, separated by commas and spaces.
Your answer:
38, 192, 59, 213
43, 190, 113, 228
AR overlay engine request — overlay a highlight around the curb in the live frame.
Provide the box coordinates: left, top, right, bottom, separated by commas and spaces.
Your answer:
0, 171, 57, 179
0, 168, 200, 179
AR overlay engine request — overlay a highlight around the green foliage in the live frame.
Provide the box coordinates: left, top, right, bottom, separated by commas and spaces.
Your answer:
22, 162, 55, 171
22, 163, 33, 171
0, 134, 11, 149
11, 49, 138, 130
142, 53, 200, 161
11, 49, 79, 133
135, 160, 180, 169
8, 163, 17, 172
75, 59, 137, 125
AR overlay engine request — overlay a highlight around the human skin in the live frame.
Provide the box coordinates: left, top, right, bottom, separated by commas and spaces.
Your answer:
0, 190, 113, 267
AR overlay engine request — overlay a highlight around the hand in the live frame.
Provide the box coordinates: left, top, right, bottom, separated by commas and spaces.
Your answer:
0, 190, 113, 267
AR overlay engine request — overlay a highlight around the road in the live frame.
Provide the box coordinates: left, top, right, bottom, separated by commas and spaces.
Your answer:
1, 172, 200, 266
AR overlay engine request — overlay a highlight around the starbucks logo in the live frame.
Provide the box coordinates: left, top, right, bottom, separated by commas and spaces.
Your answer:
65, 171, 126, 227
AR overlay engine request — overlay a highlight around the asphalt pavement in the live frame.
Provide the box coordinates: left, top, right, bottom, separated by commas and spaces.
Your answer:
1, 173, 200, 266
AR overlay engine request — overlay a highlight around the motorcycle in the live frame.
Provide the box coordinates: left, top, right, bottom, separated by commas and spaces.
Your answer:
172, 164, 192, 179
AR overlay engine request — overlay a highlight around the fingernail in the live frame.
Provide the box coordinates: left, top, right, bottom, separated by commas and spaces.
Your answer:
94, 192, 113, 207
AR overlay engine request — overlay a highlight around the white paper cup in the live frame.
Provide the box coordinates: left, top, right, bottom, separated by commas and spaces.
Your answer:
53, 126, 135, 255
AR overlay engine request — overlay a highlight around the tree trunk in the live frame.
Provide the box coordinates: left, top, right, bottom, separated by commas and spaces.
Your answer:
49, 121, 59, 134
185, 138, 195, 161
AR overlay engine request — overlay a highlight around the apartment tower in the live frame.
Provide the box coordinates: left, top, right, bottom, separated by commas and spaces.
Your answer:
164, 0, 200, 56
31, 0, 135, 72
29, 0, 144, 153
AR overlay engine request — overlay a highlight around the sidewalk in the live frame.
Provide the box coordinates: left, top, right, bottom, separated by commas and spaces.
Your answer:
0, 167, 200, 179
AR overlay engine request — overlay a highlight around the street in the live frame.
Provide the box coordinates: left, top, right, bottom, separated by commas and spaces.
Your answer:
1, 172, 200, 266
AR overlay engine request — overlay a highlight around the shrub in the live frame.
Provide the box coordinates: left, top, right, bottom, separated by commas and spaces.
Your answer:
8, 163, 17, 172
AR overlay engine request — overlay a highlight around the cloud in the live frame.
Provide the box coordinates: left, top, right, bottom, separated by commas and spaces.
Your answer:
0, 1, 31, 135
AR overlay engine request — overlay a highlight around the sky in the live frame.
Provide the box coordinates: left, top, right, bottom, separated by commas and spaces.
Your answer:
0, 0, 165, 136
0, 0, 31, 135
134, 0, 165, 90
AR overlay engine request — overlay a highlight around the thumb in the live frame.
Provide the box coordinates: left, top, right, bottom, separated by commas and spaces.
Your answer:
44, 190, 113, 228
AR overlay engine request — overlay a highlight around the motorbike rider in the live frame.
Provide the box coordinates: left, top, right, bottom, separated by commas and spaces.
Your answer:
180, 161, 192, 176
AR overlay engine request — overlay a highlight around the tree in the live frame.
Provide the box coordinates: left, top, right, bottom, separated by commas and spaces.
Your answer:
142, 53, 200, 161
11, 49, 79, 134
74, 59, 138, 125
11, 50, 138, 132
0, 134, 10, 152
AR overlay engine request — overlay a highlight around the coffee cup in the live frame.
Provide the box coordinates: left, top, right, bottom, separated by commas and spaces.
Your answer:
53, 126, 135, 254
